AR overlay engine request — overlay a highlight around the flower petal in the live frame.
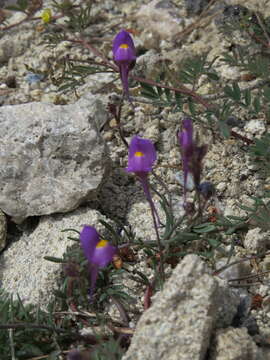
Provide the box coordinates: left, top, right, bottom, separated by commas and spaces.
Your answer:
126, 136, 157, 173
113, 29, 135, 56
179, 117, 193, 149
80, 226, 99, 263
92, 242, 116, 268
114, 46, 136, 63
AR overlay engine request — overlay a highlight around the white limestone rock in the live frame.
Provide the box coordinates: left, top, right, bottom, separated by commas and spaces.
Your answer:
0, 95, 109, 223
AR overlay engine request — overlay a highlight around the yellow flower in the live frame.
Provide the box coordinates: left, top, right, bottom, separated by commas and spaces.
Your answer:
41, 8, 52, 24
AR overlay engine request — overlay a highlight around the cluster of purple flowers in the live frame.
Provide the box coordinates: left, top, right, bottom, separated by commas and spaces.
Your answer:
79, 135, 157, 298
79, 31, 209, 299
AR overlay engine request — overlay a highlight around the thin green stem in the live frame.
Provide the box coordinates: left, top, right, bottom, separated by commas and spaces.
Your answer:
139, 175, 165, 279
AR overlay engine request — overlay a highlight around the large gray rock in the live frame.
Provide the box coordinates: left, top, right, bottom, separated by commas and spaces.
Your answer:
123, 255, 239, 360
0, 206, 109, 306
0, 96, 109, 223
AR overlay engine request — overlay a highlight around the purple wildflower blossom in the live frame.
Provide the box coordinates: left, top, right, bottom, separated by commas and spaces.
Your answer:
126, 136, 156, 174
126, 136, 160, 225
179, 118, 194, 201
80, 226, 116, 299
178, 118, 207, 203
113, 29, 136, 101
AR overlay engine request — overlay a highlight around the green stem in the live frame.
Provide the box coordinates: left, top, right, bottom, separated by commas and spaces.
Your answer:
139, 174, 165, 279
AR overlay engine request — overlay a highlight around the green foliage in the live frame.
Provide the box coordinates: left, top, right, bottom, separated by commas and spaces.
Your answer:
0, 290, 63, 359
46, 56, 111, 93
179, 55, 219, 89
139, 55, 219, 113
0, 224, 131, 359
239, 194, 270, 231
222, 47, 270, 79
52, 0, 76, 15
91, 338, 125, 360
249, 133, 270, 176
51, 58, 112, 93
64, 1, 93, 31
139, 82, 183, 110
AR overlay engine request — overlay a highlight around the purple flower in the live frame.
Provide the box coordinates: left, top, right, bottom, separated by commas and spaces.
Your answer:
179, 117, 193, 150
113, 29, 136, 101
179, 118, 194, 200
80, 226, 116, 299
178, 118, 207, 203
126, 136, 160, 226
126, 136, 156, 174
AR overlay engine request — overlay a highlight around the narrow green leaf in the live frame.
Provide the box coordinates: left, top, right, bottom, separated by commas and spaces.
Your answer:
66, 236, 80, 242
224, 83, 241, 101
44, 256, 65, 263
175, 91, 182, 109
188, 98, 196, 115
233, 82, 241, 101
221, 53, 238, 66
164, 88, 171, 102
253, 96, 261, 113
132, 270, 149, 285
140, 82, 159, 99
193, 223, 216, 233
206, 72, 219, 81
99, 293, 108, 302
238, 204, 255, 212
219, 121, 230, 138
263, 86, 270, 101
61, 228, 80, 235
224, 85, 234, 99
244, 89, 251, 106
207, 238, 221, 247
16, 294, 29, 319
156, 86, 163, 97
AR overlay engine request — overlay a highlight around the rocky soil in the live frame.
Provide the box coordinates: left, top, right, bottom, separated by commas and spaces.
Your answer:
1, 0, 270, 359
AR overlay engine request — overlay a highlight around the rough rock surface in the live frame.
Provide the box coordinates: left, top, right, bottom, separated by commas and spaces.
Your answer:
209, 327, 263, 360
123, 255, 239, 360
136, 0, 185, 48
0, 95, 109, 223
0, 22, 36, 64
243, 228, 270, 253
0, 206, 109, 305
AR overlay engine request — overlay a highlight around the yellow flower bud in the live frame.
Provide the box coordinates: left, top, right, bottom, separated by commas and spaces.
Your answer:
41, 8, 52, 24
